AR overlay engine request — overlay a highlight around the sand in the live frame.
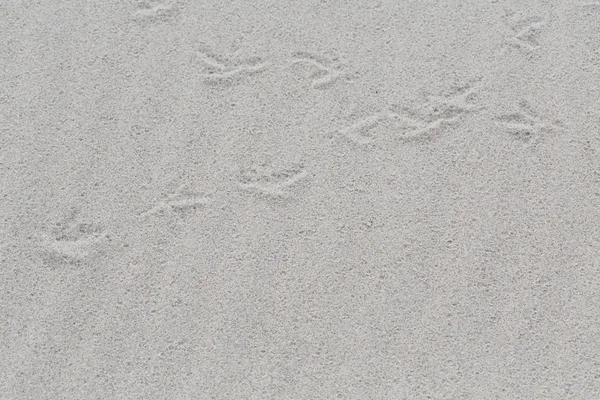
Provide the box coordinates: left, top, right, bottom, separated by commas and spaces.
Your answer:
2, 0, 600, 398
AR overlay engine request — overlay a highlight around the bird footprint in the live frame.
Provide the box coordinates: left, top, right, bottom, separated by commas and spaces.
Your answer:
493, 100, 564, 142
336, 78, 485, 145
287, 50, 359, 89
38, 208, 108, 261
237, 163, 309, 198
140, 184, 214, 217
196, 43, 270, 86
500, 11, 546, 54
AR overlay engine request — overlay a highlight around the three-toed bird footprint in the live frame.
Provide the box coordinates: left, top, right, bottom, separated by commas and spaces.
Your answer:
236, 162, 309, 199
500, 11, 547, 55
493, 100, 564, 143
37, 208, 109, 264
195, 43, 270, 86
287, 50, 359, 89
140, 183, 214, 218
335, 78, 485, 145
391, 78, 486, 141
133, 0, 183, 23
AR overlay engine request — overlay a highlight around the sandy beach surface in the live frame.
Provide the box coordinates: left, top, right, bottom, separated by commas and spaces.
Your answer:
2, 0, 600, 398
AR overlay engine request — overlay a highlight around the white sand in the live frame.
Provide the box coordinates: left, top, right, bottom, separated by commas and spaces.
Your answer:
2, 0, 600, 398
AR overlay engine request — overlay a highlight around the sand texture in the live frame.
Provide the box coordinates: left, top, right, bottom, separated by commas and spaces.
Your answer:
2, 0, 600, 398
